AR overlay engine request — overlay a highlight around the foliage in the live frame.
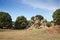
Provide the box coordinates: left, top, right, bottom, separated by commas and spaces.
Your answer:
31, 16, 35, 21
27, 20, 34, 28
35, 15, 44, 20
52, 9, 60, 25
0, 12, 12, 29
12, 21, 15, 29
15, 16, 28, 29
31, 15, 44, 21
46, 22, 51, 27
30, 16, 35, 26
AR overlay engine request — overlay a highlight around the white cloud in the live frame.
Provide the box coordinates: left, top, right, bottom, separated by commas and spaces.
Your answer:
22, 0, 60, 11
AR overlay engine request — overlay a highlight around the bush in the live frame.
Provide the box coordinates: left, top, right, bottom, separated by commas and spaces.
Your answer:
46, 22, 51, 27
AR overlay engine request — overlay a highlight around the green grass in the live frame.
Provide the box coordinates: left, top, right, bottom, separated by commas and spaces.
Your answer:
0, 29, 60, 40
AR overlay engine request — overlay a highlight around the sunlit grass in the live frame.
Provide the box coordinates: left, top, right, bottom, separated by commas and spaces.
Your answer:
0, 29, 60, 40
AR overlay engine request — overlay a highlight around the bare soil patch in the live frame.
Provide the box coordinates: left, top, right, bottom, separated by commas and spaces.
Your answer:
47, 25, 60, 34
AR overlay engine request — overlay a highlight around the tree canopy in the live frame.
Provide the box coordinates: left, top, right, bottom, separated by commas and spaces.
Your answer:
0, 12, 12, 28
31, 15, 44, 21
35, 15, 44, 20
52, 9, 60, 25
31, 16, 35, 21
15, 16, 28, 29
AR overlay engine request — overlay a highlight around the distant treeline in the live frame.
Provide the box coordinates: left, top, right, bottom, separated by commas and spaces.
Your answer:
0, 9, 60, 29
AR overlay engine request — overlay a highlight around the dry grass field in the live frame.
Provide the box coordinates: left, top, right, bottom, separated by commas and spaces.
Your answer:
0, 29, 60, 40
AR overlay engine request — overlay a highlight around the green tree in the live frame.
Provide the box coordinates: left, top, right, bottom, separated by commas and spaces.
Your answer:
35, 15, 44, 20
15, 16, 28, 29
12, 21, 15, 29
0, 12, 12, 29
31, 16, 35, 21
52, 9, 60, 25
30, 16, 35, 24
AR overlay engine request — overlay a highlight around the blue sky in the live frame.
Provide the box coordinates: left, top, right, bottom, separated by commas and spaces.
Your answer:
0, 0, 60, 21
